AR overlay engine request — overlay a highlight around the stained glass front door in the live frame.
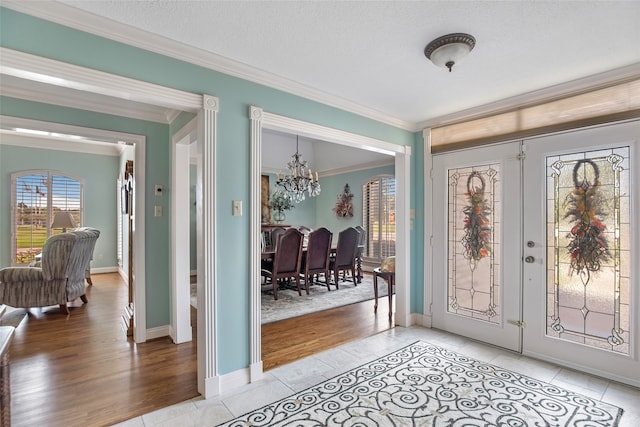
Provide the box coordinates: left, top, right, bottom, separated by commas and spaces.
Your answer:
523, 120, 639, 386
432, 141, 522, 352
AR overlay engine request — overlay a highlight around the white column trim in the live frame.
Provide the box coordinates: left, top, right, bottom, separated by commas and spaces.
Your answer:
170, 118, 197, 344
394, 147, 412, 327
197, 94, 220, 397
422, 128, 434, 328
249, 106, 264, 381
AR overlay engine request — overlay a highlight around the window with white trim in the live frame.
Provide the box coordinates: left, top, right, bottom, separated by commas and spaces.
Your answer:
362, 175, 396, 263
12, 170, 83, 265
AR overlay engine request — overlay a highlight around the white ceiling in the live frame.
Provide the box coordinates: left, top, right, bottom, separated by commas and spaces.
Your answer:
1, 1, 639, 170
46, 0, 640, 127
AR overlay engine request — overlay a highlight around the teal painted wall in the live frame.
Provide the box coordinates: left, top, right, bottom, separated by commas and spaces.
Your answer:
0, 96, 173, 330
263, 172, 317, 227
316, 165, 395, 234
1, 7, 423, 375
0, 143, 119, 269
263, 164, 394, 234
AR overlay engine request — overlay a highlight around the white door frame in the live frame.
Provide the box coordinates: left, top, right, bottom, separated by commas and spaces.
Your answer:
248, 106, 412, 381
1, 49, 203, 346
171, 117, 198, 344
0, 115, 148, 341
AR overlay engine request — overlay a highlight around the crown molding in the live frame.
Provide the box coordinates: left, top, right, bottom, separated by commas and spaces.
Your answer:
0, 115, 144, 147
1, 1, 415, 131
0, 130, 123, 156
322, 158, 396, 178
0, 47, 203, 113
1, 77, 176, 124
261, 158, 394, 177
418, 62, 640, 129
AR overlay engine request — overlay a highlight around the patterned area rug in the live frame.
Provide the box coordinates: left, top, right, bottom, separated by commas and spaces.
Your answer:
260, 273, 390, 324
218, 341, 623, 427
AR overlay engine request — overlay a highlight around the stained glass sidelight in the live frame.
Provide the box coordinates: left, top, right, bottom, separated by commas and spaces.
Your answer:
547, 147, 630, 355
447, 164, 501, 323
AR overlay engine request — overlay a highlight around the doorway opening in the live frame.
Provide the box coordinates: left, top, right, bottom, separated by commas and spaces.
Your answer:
249, 107, 411, 379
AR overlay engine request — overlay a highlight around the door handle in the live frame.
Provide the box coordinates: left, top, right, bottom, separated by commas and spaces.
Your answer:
525, 256, 535, 263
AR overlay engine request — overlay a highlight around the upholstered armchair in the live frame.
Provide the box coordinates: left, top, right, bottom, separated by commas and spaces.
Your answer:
0, 227, 100, 314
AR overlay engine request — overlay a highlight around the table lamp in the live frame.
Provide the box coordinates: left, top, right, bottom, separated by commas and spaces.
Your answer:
51, 211, 77, 233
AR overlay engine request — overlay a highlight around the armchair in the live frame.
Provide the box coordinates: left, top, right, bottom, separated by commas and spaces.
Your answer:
0, 228, 100, 314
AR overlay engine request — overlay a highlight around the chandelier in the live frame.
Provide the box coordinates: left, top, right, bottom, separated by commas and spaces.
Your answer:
276, 135, 321, 203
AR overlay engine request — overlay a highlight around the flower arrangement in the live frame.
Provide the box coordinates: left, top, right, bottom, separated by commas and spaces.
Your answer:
564, 159, 610, 284
461, 171, 492, 266
269, 189, 294, 213
333, 183, 354, 218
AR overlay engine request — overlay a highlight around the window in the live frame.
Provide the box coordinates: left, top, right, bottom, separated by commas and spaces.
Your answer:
12, 171, 83, 265
362, 175, 396, 262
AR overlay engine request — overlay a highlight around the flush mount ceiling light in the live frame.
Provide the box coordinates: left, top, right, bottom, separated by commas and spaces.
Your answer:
424, 33, 476, 72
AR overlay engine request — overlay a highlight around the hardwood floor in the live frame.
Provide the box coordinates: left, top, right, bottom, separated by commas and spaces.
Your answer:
8, 272, 392, 426
262, 294, 394, 371
9, 273, 198, 427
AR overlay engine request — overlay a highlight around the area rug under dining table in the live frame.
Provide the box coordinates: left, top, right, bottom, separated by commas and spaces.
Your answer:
261, 273, 390, 324
217, 341, 623, 426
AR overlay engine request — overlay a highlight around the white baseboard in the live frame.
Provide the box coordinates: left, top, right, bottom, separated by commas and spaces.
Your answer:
146, 324, 171, 340
410, 313, 432, 328
201, 375, 221, 399
250, 361, 264, 382
91, 266, 119, 274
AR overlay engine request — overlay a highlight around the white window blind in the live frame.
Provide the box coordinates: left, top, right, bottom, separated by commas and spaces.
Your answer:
362, 175, 396, 263
12, 171, 83, 265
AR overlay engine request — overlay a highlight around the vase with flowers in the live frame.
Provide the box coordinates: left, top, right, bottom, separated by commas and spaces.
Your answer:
269, 189, 294, 223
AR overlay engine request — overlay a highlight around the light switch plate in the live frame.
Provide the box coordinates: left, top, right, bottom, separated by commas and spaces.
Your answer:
154, 205, 162, 217
232, 200, 242, 216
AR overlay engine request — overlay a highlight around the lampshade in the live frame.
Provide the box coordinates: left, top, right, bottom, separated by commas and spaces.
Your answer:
424, 33, 476, 72
51, 211, 77, 232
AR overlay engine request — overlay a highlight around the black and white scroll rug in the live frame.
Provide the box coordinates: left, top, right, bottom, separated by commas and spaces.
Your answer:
218, 341, 623, 426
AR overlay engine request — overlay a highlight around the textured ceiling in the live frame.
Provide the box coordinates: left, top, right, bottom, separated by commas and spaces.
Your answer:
55, 0, 640, 126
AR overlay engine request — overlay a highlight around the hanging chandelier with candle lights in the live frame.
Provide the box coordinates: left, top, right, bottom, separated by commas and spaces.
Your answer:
276, 135, 321, 203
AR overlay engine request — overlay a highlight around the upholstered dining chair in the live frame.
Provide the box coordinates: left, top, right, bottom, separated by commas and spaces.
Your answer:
329, 227, 359, 289
261, 228, 304, 300
301, 227, 333, 293
269, 226, 287, 250
297, 225, 313, 247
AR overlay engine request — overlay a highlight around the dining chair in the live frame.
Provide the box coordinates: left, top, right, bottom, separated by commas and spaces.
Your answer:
261, 228, 304, 300
269, 226, 287, 250
297, 225, 313, 247
301, 227, 333, 293
329, 227, 359, 289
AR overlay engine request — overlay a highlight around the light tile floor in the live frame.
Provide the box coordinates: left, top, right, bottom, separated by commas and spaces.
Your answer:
113, 326, 639, 427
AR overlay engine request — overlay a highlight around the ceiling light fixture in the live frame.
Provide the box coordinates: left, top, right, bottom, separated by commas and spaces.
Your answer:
424, 33, 476, 72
